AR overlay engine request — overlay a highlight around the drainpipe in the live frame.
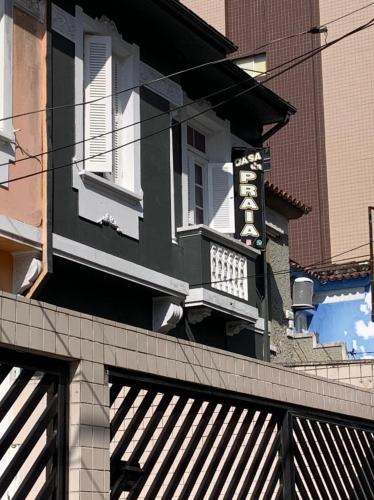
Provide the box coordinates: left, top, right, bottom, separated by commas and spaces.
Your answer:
261, 112, 291, 361
261, 112, 291, 143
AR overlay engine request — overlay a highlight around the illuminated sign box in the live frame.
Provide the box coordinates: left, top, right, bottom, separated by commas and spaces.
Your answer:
233, 147, 269, 250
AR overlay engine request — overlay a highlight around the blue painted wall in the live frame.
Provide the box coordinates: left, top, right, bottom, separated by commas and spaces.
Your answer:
307, 277, 374, 358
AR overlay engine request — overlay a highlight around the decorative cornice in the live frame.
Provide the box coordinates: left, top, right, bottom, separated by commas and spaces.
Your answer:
140, 62, 183, 107
51, 3, 75, 43
14, 0, 45, 23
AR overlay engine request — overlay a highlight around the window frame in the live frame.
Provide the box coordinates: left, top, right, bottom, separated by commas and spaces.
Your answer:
180, 104, 233, 231
74, 9, 142, 198
236, 53, 267, 77
187, 146, 208, 226
72, 7, 143, 240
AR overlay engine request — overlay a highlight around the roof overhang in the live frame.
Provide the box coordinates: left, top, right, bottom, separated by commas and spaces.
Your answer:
77, 0, 296, 143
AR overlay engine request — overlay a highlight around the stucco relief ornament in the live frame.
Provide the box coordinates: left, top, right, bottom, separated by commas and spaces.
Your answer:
97, 213, 123, 235
14, 0, 45, 22
51, 3, 76, 42
98, 16, 119, 35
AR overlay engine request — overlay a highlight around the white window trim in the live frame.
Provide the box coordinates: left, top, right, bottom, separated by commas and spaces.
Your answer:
72, 6, 143, 240
180, 100, 232, 229
0, 0, 15, 187
187, 147, 208, 226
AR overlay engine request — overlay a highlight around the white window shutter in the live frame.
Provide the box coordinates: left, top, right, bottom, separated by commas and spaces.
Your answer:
112, 56, 122, 183
188, 155, 195, 225
207, 162, 235, 234
84, 35, 113, 172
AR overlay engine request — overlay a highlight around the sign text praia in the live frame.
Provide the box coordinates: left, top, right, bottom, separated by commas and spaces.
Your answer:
233, 149, 265, 249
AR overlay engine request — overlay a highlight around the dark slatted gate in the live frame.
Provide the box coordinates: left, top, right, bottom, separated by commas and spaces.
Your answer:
0, 349, 67, 499
293, 414, 374, 500
108, 369, 374, 500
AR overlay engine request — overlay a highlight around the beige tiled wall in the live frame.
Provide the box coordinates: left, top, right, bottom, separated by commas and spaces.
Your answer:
0, 291, 374, 497
319, 0, 374, 261
180, 0, 226, 34
294, 360, 374, 389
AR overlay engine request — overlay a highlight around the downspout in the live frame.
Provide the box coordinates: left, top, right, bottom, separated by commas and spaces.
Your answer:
26, 0, 53, 299
261, 111, 291, 362
261, 112, 291, 143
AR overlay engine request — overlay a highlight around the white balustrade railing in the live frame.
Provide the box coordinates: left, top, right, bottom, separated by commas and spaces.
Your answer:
210, 244, 248, 300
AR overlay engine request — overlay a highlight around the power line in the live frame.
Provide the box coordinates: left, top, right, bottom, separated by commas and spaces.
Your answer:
1, 1, 372, 125
4, 17, 374, 186
323, 1, 374, 27
1, 48, 319, 182
0, 31, 305, 124
1, 40, 325, 169
190, 243, 370, 289
305, 255, 370, 271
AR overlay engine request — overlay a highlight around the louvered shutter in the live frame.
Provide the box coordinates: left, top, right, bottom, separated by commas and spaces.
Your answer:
112, 56, 122, 183
207, 162, 235, 233
84, 35, 112, 172
188, 155, 195, 225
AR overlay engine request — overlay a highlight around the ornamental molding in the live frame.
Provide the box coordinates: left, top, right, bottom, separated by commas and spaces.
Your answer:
12, 251, 42, 294
153, 297, 183, 334
187, 308, 211, 325
51, 3, 75, 43
140, 62, 183, 107
14, 0, 45, 23
98, 15, 119, 35
97, 213, 124, 235
226, 321, 249, 337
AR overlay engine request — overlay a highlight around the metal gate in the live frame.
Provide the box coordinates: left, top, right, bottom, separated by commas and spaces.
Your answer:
0, 348, 67, 499
109, 369, 374, 500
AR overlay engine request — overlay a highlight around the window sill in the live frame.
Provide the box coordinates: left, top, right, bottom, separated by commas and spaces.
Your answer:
79, 171, 143, 206
0, 128, 14, 144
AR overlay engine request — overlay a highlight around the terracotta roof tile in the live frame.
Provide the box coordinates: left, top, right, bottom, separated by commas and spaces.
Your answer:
265, 181, 312, 214
291, 259, 371, 282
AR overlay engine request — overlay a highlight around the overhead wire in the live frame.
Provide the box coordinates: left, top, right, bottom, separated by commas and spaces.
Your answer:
0, 29, 306, 124
0, 40, 323, 170
322, 1, 374, 27
3, 16, 374, 186
190, 243, 370, 288
1, 1, 373, 124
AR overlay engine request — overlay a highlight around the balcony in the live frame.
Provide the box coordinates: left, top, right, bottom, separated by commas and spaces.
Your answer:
177, 225, 261, 322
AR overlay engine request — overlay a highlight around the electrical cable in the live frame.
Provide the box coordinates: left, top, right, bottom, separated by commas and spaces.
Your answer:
305, 255, 370, 271
1, 40, 325, 169
1, 1, 373, 124
3, 16, 374, 186
0, 29, 306, 124
322, 1, 374, 27
189, 243, 370, 288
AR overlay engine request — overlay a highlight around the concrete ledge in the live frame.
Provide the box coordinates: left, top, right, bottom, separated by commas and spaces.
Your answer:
0, 291, 373, 421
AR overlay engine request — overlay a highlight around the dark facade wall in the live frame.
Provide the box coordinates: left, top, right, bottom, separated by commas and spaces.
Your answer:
226, 0, 330, 266
38, 257, 154, 328
51, 32, 186, 282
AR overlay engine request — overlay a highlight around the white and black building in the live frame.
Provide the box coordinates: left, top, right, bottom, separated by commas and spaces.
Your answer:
38, 0, 297, 359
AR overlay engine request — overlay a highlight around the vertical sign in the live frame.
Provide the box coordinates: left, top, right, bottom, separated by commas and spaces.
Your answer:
233, 147, 266, 249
